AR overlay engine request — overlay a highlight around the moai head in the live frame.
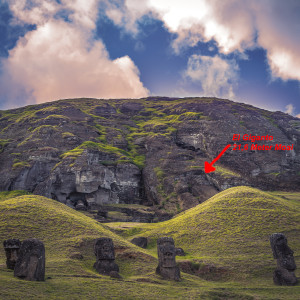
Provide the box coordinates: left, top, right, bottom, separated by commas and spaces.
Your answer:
270, 233, 296, 271
14, 239, 45, 281
3, 239, 21, 269
94, 238, 115, 260
157, 237, 176, 268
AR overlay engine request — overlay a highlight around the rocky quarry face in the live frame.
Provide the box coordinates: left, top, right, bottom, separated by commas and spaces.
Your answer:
0, 97, 299, 217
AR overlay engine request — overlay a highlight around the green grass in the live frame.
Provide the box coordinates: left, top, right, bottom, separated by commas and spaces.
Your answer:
0, 188, 300, 299
0, 139, 11, 152
44, 114, 70, 121
0, 190, 31, 201
214, 165, 241, 178
62, 132, 75, 138
111, 186, 300, 280
12, 161, 31, 170
32, 125, 58, 134
0, 194, 155, 278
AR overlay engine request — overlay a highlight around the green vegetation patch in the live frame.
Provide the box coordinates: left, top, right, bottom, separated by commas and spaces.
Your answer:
125, 186, 300, 278
32, 125, 58, 134
0, 139, 11, 152
0, 190, 31, 202
12, 161, 31, 170
0, 194, 154, 277
44, 114, 70, 121
214, 165, 241, 178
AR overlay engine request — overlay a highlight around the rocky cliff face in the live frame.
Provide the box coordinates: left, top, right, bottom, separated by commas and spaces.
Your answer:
0, 97, 299, 215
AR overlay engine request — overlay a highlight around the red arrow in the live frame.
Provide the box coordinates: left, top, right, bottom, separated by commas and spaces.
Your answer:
204, 144, 231, 173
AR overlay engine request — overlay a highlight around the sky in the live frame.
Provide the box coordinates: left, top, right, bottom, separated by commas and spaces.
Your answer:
0, 0, 299, 117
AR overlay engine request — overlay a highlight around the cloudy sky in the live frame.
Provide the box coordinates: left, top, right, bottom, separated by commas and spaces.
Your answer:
0, 0, 299, 116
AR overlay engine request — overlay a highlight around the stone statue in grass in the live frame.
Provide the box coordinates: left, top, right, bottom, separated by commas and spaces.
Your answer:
3, 239, 21, 270
156, 237, 181, 281
94, 238, 119, 276
14, 238, 45, 281
270, 233, 298, 285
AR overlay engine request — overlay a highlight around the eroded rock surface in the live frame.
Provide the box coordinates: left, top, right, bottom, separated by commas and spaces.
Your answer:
131, 237, 148, 249
0, 97, 299, 216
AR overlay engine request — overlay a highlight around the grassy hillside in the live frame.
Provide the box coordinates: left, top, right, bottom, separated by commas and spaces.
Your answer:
108, 187, 300, 284
1, 188, 299, 299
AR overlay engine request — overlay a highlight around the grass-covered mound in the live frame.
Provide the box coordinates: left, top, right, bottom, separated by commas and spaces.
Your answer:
1, 189, 299, 299
110, 187, 300, 281
0, 192, 156, 275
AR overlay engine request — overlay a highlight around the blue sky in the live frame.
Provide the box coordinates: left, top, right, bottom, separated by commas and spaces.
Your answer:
0, 0, 299, 117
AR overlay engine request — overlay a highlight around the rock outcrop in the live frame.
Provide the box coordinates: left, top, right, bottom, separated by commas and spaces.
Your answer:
131, 237, 148, 249
0, 97, 299, 216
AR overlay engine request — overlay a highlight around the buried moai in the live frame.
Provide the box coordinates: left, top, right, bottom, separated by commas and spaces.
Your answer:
156, 237, 181, 281
14, 239, 45, 281
3, 239, 21, 270
270, 233, 298, 286
94, 238, 119, 276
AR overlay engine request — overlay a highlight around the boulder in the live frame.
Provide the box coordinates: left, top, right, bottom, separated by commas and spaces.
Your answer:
175, 248, 185, 256
131, 237, 148, 249
110, 270, 122, 279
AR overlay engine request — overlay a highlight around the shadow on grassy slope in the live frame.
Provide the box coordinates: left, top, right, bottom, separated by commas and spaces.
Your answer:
108, 187, 300, 281
0, 187, 299, 299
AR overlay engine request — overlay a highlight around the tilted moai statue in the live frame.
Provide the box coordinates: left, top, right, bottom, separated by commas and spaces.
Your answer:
14, 239, 45, 281
156, 237, 181, 281
94, 238, 119, 275
3, 239, 21, 270
270, 233, 298, 285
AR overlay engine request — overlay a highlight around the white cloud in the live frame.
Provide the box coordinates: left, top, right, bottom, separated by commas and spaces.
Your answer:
296, 114, 300, 119
1, 0, 149, 107
184, 55, 238, 99
112, 0, 300, 82
253, 0, 300, 82
285, 104, 295, 115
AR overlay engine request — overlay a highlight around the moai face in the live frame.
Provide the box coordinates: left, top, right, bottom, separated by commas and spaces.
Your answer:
94, 238, 115, 260
3, 239, 21, 269
14, 238, 45, 281
157, 237, 176, 268
270, 233, 296, 271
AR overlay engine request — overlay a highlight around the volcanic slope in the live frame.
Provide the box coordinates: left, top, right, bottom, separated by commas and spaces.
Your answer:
0, 97, 299, 215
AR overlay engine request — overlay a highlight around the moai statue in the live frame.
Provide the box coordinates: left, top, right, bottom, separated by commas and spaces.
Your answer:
94, 238, 119, 275
14, 239, 45, 281
3, 239, 21, 269
270, 233, 298, 285
156, 237, 181, 281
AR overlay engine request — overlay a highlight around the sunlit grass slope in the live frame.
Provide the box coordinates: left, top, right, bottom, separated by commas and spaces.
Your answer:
112, 187, 300, 280
0, 193, 155, 277
0, 192, 260, 299
0, 189, 299, 299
